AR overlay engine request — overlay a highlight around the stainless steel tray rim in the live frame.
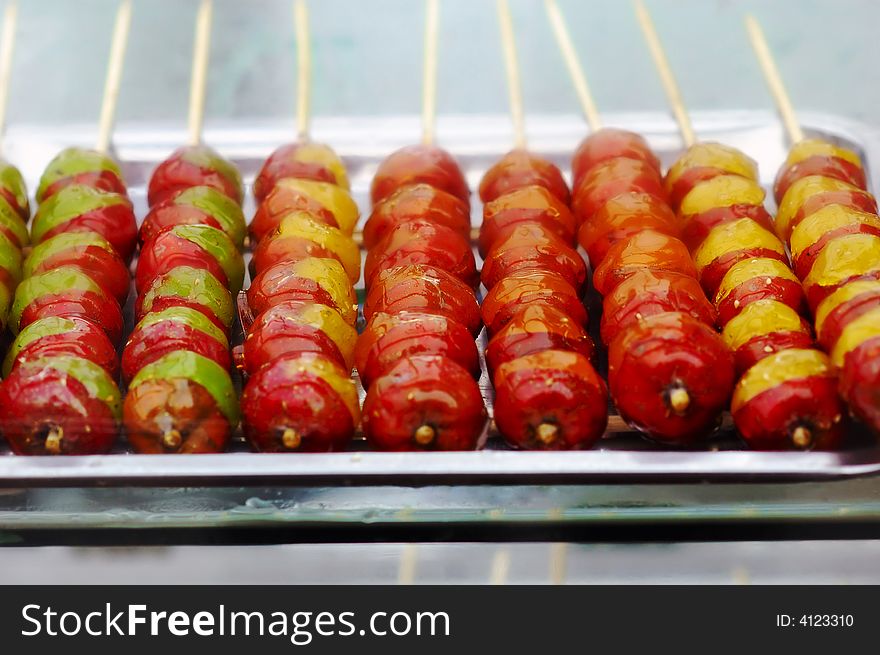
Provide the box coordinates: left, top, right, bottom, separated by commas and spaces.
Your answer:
1, 110, 879, 488
1, 448, 879, 487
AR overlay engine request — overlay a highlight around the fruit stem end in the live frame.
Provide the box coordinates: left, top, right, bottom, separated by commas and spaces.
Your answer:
414, 424, 436, 446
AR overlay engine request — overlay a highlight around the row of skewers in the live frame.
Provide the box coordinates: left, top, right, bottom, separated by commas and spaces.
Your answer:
0, 0, 877, 456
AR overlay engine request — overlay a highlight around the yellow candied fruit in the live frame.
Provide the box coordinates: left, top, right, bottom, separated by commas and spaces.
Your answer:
775, 175, 864, 243
273, 178, 360, 236
694, 218, 785, 274
289, 257, 358, 326
830, 306, 880, 368
292, 142, 351, 190
815, 280, 880, 340
802, 233, 880, 291
784, 138, 863, 169
731, 348, 832, 411
280, 302, 358, 371
722, 299, 808, 352
715, 258, 799, 306
666, 142, 758, 192
679, 174, 765, 217
790, 206, 880, 262
273, 212, 361, 283
282, 354, 361, 423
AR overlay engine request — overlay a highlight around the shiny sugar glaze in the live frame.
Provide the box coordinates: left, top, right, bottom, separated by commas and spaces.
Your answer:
1, 113, 878, 458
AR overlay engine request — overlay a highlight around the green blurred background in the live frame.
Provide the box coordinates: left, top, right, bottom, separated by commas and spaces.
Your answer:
7, 0, 877, 128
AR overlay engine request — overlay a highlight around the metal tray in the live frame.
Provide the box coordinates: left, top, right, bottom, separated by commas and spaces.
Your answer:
1, 109, 879, 487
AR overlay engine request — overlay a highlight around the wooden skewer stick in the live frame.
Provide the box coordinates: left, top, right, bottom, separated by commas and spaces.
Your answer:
744, 14, 804, 145
421, 0, 439, 145
496, 0, 526, 149
397, 544, 418, 585
633, 0, 695, 148
549, 542, 567, 585
294, 0, 311, 140
95, 0, 133, 154
187, 0, 213, 146
544, 0, 601, 132
489, 548, 511, 585
0, 0, 18, 151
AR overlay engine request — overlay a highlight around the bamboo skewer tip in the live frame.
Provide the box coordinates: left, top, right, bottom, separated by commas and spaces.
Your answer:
744, 13, 804, 145
633, 0, 696, 148
496, 0, 526, 149
544, 0, 601, 132
187, 0, 214, 147
295, 0, 311, 141
421, 0, 440, 146
95, 0, 133, 154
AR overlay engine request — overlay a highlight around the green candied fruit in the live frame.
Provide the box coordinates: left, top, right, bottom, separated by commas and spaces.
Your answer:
180, 145, 243, 201
139, 266, 235, 329
23, 232, 114, 279
31, 184, 129, 243
171, 185, 246, 248
133, 306, 229, 349
10, 268, 104, 334
0, 195, 29, 247
0, 279, 10, 332
0, 230, 23, 286
3, 316, 78, 377
25, 354, 122, 419
129, 351, 239, 425
170, 224, 244, 294
0, 158, 30, 217
36, 147, 124, 202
